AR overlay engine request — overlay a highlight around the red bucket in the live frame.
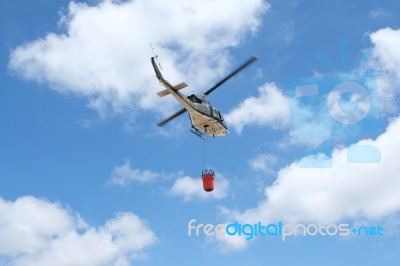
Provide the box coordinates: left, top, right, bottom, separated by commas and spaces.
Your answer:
202, 170, 215, 192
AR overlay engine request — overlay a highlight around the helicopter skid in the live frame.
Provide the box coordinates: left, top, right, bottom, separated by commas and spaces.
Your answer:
190, 128, 207, 141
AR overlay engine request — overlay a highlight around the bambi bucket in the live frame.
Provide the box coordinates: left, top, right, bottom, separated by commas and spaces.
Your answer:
202, 173, 214, 192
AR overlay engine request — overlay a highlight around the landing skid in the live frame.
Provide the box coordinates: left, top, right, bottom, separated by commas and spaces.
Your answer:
190, 128, 206, 141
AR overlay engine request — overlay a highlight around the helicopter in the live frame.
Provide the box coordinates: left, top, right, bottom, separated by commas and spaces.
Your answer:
151, 55, 258, 139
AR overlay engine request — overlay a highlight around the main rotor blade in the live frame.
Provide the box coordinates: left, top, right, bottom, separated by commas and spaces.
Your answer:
203, 55, 259, 96
157, 108, 187, 127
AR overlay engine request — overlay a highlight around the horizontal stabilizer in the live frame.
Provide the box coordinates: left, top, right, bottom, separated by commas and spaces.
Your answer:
157, 82, 188, 97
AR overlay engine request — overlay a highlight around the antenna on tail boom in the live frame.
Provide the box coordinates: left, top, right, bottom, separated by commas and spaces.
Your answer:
150, 43, 163, 71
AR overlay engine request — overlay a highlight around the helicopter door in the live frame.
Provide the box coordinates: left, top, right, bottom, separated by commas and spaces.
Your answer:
213, 108, 218, 119
208, 105, 214, 117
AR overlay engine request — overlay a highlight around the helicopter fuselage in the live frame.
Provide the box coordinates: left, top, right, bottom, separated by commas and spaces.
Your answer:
157, 78, 228, 137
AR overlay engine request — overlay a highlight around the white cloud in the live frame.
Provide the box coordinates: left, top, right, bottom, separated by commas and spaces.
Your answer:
0, 196, 157, 266
9, 0, 268, 117
249, 154, 277, 173
369, 9, 390, 19
369, 27, 400, 113
232, 116, 400, 223
110, 160, 162, 186
225, 82, 289, 133
224, 81, 363, 147
109, 161, 229, 200
217, 115, 400, 251
212, 232, 248, 253
224, 82, 333, 146
170, 174, 229, 201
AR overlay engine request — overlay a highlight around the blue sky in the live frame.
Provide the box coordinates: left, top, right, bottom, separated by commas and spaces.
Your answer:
1, 0, 400, 265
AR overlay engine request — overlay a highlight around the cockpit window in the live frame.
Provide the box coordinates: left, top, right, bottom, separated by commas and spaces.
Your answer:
188, 95, 202, 104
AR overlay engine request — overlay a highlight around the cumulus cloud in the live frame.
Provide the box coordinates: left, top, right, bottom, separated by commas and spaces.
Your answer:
248, 153, 277, 173
369, 27, 400, 113
215, 115, 400, 251
110, 160, 163, 186
224, 82, 332, 146
230, 115, 400, 223
170, 174, 229, 201
9, 0, 268, 117
0, 196, 157, 266
225, 82, 289, 133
